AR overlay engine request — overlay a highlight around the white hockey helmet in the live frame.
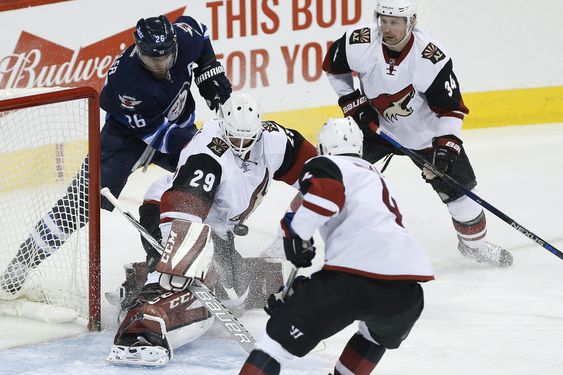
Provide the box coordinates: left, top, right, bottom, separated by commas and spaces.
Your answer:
220, 93, 263, 158
317, 117, 363, 157
375, 0, 417, 46
376, 0, 417, 19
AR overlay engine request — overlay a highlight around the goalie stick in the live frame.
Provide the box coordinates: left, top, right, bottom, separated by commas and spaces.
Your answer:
101, 188, 255, 353
376, 129, 563, 261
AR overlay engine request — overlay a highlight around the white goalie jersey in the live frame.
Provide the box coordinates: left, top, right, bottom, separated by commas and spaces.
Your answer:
324, 24, 470, 150
144, 117, 315, 239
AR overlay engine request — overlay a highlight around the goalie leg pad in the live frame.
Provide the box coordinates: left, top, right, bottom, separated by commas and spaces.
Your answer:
110, 286, 214, 365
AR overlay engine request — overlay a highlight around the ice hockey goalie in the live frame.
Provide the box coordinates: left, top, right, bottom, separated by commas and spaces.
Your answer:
107, 219, 216, 366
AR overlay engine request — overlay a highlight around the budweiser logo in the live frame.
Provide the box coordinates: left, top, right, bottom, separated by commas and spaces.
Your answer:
0, 8, 185, 92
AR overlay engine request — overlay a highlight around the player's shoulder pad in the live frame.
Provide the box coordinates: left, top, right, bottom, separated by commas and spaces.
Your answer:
174, 15, 209, 39
261, 120, 282, 133
173, 153, 222, 190
301, 155, 343, 182
344, 23, 377, 72
107, 54, 157, 113
413, 29, 450, 66
411, 29, 452, 91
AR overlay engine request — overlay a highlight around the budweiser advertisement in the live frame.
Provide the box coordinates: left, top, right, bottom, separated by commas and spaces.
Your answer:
0, 0, 369, 114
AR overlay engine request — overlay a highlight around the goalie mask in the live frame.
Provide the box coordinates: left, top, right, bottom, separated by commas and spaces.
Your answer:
317, 117, 364, 157
134, 16, 178, 79
219, 93, 263, 159
375, 0, 417, 47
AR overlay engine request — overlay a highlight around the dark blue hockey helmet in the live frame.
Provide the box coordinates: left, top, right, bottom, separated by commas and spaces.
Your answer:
134, 16, 177, 78
134, 16, 177, 57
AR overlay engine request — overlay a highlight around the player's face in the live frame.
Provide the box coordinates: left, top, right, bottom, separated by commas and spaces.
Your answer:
138, 52, 175, 80
379, 16, 408, 45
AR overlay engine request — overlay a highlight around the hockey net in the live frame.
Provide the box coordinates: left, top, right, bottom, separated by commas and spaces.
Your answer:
0, 87, 100, 330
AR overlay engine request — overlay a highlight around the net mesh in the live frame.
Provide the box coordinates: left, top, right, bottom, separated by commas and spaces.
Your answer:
0, 89, 91, 321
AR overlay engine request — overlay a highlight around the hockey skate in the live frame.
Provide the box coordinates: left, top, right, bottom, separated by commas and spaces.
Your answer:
458, 241, 513, 267
0, 259, 31, 297
107, 335, 170, 367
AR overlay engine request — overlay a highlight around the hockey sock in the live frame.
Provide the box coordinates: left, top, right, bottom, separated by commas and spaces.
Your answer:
239, 349, 281, 375
334, 333, 386, 375
453, 210, 487, 249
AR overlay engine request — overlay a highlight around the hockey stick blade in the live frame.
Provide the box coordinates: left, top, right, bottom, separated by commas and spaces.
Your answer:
100, 188, 256, 352
376, 130, 563, 260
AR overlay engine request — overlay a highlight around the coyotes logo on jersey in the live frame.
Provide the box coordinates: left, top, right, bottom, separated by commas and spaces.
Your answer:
371, 85, 416, 122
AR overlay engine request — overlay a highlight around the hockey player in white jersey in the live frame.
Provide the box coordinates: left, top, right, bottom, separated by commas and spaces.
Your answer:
322, 0, 512, 267
107, 93, 317, 366
239, 117, 434, 375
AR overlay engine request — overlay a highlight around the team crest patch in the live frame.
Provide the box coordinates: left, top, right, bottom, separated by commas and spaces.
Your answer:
175, 22, 193, 36
118, 94, 142, 110
207, 137, 229, 156
371, 85, 416, 123
349, 27, 371, 45
262, 121, 280, 132
421, 43, 445, 64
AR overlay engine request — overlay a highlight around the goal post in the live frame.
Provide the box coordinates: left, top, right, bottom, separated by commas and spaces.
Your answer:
0, 86, 101, 331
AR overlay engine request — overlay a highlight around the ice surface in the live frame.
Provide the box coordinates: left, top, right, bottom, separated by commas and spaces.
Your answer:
1, 123, 562, 374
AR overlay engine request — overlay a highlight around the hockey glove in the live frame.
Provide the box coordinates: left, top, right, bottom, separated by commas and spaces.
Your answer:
264, 275, 309, 316
338, 89, 379, 134
280, 212, 315, 268
193, 59, 232, 111
432, 135, 463, 172
423, 135, 463, 181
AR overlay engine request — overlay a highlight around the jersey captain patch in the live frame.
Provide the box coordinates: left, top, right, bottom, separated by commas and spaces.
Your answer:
207, 137, 229, 156
349, 27, 371, 45
421, 42, 445, 64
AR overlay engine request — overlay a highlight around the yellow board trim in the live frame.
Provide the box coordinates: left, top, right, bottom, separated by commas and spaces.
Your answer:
264, 86, 563, 143
0, 140, 87, 193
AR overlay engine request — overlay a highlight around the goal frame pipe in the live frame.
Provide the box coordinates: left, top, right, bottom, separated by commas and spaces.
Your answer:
0, 86, 101, 330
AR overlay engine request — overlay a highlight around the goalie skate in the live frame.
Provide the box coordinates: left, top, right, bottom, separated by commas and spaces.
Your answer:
458, 241, 513, 267
107, 337, 170, 367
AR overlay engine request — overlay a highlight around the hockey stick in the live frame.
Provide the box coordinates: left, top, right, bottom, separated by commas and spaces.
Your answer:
281, 267, 298, 299
100, 188, 256, 353
376, 129, 563, 260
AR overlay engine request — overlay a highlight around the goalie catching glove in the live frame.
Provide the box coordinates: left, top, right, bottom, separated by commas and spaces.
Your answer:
280, 212, 316, 268
193, 59, 232, 111
338, 89, 379, 134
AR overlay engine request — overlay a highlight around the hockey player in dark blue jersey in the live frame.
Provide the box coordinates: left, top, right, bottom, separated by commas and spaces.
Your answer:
0, 15, 231, 297
100, 14, 231, 201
